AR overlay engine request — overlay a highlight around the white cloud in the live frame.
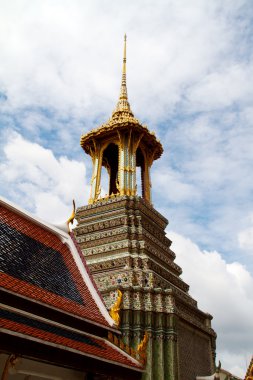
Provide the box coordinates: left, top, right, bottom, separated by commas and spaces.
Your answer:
152, 166, 201, 203
0, 0, 251, 122
152, 102, 253, 264
239, 227, 253, 251
238, 213, 253, 253
0, 133, 89, 222
169, 230, 253, 377
185, 64, 253, 113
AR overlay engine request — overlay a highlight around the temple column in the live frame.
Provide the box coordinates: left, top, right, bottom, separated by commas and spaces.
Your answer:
164, 314, 178, 380
142, 160, 152, 203
88, 142, 102, 204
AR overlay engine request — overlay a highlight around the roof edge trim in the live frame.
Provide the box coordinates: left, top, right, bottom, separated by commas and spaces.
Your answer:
66, 236, 117, 327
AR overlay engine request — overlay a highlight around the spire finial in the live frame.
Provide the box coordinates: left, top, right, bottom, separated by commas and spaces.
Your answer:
122, 34, 127, 78
113, 34, 133, 116
120, 33, 127, 100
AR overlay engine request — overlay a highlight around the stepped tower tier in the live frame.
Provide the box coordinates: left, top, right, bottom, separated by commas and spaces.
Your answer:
80, 35, 163, 204
76, 36, 216, 380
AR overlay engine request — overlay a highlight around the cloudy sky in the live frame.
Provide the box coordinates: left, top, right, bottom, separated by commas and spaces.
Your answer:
0, 0, 252, 376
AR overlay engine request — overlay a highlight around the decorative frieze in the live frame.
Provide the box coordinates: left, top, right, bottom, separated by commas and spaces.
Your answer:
77, 226, 129, 243
76, 216, 128, 235
148, 260, 189, 292
78, 232, 129, 249
77, 196, 168, 230
140, 217, 169, 245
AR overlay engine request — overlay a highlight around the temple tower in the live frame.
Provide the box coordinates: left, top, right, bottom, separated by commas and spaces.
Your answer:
75, 36, 216, 380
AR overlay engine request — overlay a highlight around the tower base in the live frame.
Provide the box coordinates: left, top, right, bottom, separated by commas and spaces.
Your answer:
75, 196, 216, 380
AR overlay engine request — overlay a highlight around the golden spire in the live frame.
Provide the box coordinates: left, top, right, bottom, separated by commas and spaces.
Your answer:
120, 34, 127, 101
113, 34, 133, 116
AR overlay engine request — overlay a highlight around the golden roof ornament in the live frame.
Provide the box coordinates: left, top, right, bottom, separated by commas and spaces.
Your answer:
51, 200, 76, 234
109, 289, 123, 326
67, 199, 76, 233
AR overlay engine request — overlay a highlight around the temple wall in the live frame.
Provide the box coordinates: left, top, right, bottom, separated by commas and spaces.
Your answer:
177, 321, 213, 380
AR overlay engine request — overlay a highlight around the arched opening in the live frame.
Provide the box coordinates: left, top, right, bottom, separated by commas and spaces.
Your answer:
100, 165, 109, 197
136, 147, 145, 198
102, 143, 119, 195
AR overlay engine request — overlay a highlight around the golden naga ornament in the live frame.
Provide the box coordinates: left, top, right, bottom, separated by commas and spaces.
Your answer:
51, 199, 76, 233
137, 331, 149, 365
137, 331, 149, 352
109, 289, 123, 326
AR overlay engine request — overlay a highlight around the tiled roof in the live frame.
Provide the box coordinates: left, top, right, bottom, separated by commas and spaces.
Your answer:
0, 307, 142, 370
0, 197, 115, 328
